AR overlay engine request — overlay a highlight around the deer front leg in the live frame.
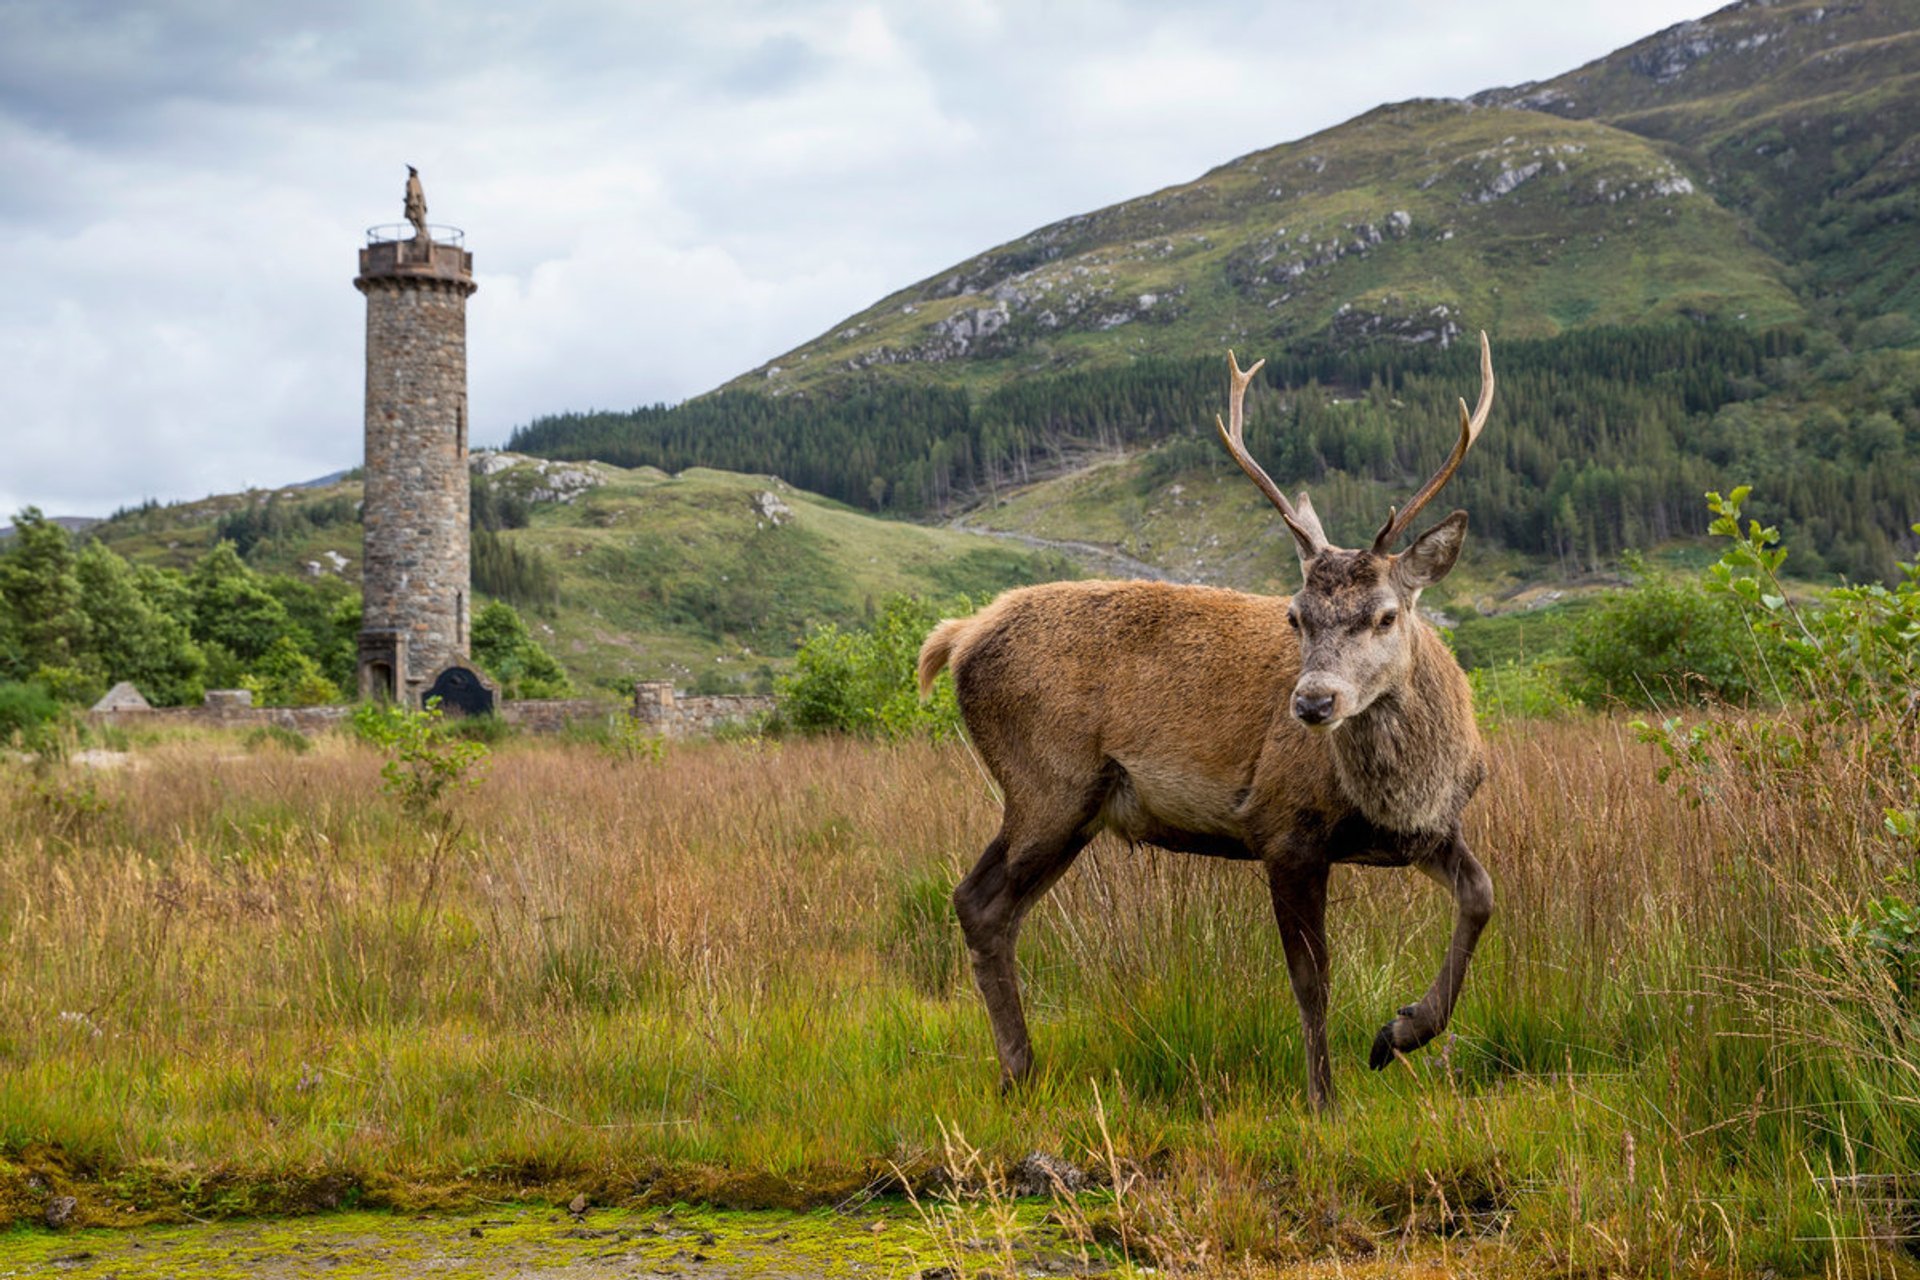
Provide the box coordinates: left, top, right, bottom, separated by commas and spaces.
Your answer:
1369, 831, 1493, 1070
1267, 860, 1334, 1112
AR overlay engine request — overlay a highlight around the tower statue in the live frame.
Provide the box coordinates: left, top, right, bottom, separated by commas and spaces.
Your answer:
404, 165, 429, 242
352, 169, 488, 711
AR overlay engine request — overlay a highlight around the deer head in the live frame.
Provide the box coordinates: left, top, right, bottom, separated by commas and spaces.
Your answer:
1216, 332, 1494, 730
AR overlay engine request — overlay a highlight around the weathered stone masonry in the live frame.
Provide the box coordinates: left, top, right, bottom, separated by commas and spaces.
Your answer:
354, 235, 476, 703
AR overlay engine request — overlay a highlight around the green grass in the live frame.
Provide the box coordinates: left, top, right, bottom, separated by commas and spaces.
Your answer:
1, 724, 1916, 1276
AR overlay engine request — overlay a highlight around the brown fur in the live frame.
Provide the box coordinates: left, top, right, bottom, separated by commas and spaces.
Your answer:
920, 537, 1494, 1111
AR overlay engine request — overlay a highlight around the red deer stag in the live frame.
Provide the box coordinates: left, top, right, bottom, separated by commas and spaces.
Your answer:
917, 333, 1496, 1111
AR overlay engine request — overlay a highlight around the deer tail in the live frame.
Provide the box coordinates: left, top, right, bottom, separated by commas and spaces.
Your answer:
917, 617, 971, 700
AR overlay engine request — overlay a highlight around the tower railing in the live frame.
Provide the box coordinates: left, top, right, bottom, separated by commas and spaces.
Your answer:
365, 223, 466, 247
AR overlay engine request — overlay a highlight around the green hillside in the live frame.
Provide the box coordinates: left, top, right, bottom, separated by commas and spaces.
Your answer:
720, 98, 1798, 394
1474, 0, 1920, 317
86, 456, 1076, 696
508, 0, 1920, 583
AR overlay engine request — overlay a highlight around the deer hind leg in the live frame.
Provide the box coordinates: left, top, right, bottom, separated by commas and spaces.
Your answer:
1267, 861, 1335, 1112
1369, 832, 1494, 1070
953, 804, 1096, 1091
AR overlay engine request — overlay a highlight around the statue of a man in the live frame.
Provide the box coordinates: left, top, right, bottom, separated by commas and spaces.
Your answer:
404, 165, 429, 242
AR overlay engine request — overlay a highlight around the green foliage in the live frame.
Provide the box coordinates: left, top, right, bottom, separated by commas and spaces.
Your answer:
1566, 554, 1779, 708
240, 636, 341, 708
351, 699, 489, 818
1635, 486, 1920, 1024
0, 508, 88, 678
188, 542, 292, 665
0, 516, 363, 708
1466, 659, 1578, 725
1707, 484, 1920, 721
1830, 870, 1920, 1012
472, 528, 561, 611
30, 663, 103, 706
505, 324, 1920, 581
470, 600, 572, 699
0, 680, 64, 750
777, 596, 963, 739
73, 543, 206, 705
470, 475, 532, 532
571, 713, 668, 765
212, 491, 357, 559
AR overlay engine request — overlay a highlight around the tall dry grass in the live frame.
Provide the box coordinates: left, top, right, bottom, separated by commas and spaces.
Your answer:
0, 719, 1914, 1274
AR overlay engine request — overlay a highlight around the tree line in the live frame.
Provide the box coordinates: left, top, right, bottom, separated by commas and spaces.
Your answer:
509, 323, 1920, 581
0, 509, 569, 711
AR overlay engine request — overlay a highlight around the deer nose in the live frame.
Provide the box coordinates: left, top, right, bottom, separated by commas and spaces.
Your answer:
1293, 692, 1336, 725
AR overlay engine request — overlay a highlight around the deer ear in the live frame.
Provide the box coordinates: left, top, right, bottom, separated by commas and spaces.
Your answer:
1285, 491, 1328, 563
1390, 510, 1468, 592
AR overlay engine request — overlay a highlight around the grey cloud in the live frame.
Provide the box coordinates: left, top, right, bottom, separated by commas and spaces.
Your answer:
0, 0, 1717, 517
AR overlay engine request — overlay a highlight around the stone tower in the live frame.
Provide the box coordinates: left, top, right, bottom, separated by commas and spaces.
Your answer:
353, 169, 480, 706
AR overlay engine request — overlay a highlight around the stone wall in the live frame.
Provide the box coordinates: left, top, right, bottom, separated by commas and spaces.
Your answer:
498, 699, 617, 734
631, 682, 774, 735
355, 236, 475, 703
91, 703, 355, 735
89, 687, 774, 740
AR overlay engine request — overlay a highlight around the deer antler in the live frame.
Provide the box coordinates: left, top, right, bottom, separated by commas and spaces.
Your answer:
1216, 350, 1323, 554
1371, 331, 1494, 553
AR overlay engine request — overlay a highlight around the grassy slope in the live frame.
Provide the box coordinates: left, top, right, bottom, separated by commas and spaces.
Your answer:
729, 99, 1801, 398
84, 459, 1076, 696
724, 0, 1920, 402
1480, 0, 1920, 317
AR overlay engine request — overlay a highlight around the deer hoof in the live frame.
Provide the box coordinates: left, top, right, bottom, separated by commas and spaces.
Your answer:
1368, 1009, 1436, 1070
1368, 1025, 1398, 1070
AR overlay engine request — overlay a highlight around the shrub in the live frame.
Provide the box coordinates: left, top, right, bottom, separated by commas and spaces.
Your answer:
240, 636, 341, 707
1566, 554, 1779, 707
0, 681, 64, 749
778, 595, 963, 739
471, 600, 572, 699
351, 699, 489, 819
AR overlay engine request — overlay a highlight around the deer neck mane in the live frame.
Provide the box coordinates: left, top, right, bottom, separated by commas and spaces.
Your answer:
1325, 624, 1482, 835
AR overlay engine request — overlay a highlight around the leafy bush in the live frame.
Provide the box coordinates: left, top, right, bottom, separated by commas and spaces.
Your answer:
240, 636, 340, 707
778, 595, 964, 739
0, 680, 64, 749
1566, 553, 1781, 707
470, 600, 572, 699
351, 699, 489, 818
1633, 486, 1920, 1069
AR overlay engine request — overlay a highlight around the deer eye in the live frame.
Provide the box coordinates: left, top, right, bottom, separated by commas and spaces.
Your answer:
1377, 610, 1398, 631
1286, 611, 1300, 630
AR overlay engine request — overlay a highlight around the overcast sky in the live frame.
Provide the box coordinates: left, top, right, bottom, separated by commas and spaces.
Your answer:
0, 0, 1718, 518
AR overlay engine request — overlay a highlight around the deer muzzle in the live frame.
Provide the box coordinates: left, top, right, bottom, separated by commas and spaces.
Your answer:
1291, 675, 1354, 729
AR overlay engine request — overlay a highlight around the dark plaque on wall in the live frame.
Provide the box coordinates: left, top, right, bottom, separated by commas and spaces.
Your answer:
423, 665, 494, 718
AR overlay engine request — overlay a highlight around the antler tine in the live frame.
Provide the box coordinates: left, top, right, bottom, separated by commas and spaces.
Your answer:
1372, 330, 1494, 553
1216, 350, 1311, 532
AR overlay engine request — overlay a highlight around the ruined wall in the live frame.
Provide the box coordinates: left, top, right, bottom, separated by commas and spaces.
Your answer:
90, 688, 774, 739
355, 238, 475, 701
92, 703, 355, 735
